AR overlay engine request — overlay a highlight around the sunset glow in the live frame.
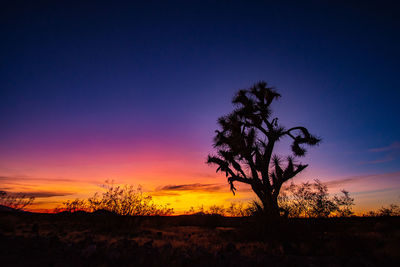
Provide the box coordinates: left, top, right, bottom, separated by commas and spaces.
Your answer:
1, 1, 399, 215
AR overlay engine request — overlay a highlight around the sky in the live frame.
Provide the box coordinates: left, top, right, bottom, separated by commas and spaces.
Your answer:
1, 0, 399, 213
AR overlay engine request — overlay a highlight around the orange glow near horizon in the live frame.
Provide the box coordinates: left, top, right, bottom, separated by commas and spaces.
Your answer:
1, 140, 399, 215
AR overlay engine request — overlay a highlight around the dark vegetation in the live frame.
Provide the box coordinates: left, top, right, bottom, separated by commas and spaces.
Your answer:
208, 82, 320, 217
57, 181, 173, 216
1, 210, 399, 266
0, 191, 34, 211
278, 180, 355, 218
183, 180, 355, 218
55, 179, 355, 218
1, 181, 399, 266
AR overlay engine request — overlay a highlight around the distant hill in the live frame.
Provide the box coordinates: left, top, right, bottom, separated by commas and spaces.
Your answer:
0, 205, 28, 213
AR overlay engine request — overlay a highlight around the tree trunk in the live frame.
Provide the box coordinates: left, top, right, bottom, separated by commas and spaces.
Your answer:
252, 183, 280, 218
262, 197, 280, 218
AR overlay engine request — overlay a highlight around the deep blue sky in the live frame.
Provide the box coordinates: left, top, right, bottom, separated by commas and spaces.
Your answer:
1, 1, 399, 208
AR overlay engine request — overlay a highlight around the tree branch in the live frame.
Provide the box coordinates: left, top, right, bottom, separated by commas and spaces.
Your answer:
228, 175, 251, 195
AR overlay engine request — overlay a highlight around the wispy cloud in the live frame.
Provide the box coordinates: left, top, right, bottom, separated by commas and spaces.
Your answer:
0, 190, 74, 198
369, 142, 400, 152
149, 191, 181, 197
0, 176, 78, 198
156, 183, 226, 192
361, 156, 395, 165
352, 186, 400, 196
363, 141, 400, 164
324, 171, 400, 188
0, 176, 76, 183
324, 177, 361, 187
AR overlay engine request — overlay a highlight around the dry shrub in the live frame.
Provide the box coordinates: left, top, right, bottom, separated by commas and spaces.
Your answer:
364, 204, 400, 217
278, 180, 354, 218
0, 191, 34, 211
184, 203, 252, 217
226, 203, 252, 217
58, 181, 173, 216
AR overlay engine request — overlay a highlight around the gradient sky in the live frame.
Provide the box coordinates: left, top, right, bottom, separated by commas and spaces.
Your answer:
1, 0, 399, 213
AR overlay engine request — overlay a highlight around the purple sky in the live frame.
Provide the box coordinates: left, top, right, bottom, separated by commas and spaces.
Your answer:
1, 1, 399, 212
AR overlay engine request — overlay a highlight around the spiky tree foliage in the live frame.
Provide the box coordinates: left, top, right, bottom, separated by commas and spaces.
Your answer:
0, 191, 34, 211
207, 81, 320, 216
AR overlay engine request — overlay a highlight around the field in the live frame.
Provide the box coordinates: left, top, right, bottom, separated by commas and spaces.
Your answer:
1, 211, 399, 266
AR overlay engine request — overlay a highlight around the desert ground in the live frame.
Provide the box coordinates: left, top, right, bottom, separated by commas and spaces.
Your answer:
0, 211, 399, 266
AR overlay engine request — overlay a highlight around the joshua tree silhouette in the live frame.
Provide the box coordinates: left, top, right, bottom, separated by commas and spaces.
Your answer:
207, 81, 320, 217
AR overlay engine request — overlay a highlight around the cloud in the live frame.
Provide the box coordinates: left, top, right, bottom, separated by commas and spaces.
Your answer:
0, 176, 77, 198
369, 142, 400, 152
0, 176, 76, 183
156, 183, 226, 192
324, 177, 362, 187
324, 171, 400, 188
0, 190, 74, 198
149, 191, 181, 197
361, 156, 395, 164
352, 186, 400, 196
363, 141, 400, 164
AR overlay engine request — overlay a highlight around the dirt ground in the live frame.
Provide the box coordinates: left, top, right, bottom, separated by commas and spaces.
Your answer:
0, 211, 399, 266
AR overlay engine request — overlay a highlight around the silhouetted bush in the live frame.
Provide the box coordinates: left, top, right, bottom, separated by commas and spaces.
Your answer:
0, 190, 34, 211
61, 199, 87, 213
58, 181, 173, 216
278, 180, 354, 218
183, 203, 252, 217
208, 205, 226, 216
226, 202, 252, 217
364, 204, 400, 217
333, 190, 354, 217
